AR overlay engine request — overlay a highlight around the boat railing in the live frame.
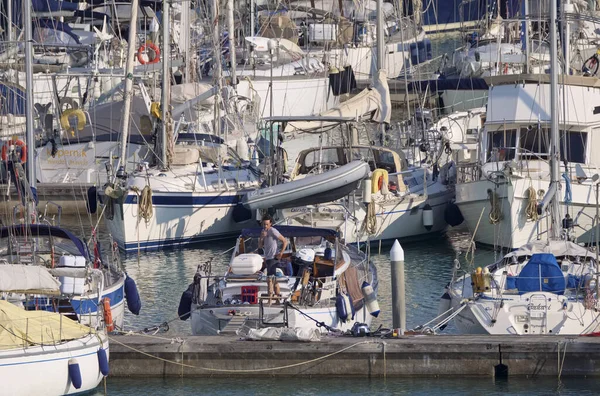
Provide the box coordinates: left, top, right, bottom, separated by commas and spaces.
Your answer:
456, 161, 481, 183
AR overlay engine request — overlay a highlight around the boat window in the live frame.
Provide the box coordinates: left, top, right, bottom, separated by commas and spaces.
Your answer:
560, 131, 587, 164
303, 148, 342, 171
519, 127, 549, 159
376, 151, 397, 173
295, 236, 323, 246
487, 129, 516, 161
34, 28, 78, 46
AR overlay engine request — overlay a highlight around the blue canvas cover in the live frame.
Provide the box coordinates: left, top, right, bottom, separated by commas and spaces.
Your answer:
515, 253, 566, 295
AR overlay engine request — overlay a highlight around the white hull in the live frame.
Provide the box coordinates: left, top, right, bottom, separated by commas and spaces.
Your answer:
105, 191, 256, 251
282, 188, 453, 243
36, 141, 147, 184
0, 332, 108, 396
191, 303, 371, 336
456, 178, 597, 249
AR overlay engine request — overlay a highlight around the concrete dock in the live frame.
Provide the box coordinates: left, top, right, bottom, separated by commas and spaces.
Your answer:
109, 334, 600, 378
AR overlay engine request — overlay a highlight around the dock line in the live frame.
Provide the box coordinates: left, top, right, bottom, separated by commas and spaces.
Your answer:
108, 336, 377, 373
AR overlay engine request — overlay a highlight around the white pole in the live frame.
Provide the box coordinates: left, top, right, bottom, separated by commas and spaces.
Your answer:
390, 239, 406, 333
7, 0, 12, 43
563, 0, 573, 74
24, 0, 35, 189
227, 0, 237, 88
161, 0, 170, 168
376, 0, 385, 73
549, 0, 561, 236
180, 0, 190, 82
118, 0, 140, 172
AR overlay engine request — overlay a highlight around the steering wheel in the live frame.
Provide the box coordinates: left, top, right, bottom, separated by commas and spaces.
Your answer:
307, 162, 339, 175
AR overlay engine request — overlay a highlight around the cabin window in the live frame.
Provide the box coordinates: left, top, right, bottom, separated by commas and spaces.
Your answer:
304, 148, 341, 170
34, 28, 79, 46
519, 127, 549, 159
560, 131, 587, 164
487, 129, 516, 161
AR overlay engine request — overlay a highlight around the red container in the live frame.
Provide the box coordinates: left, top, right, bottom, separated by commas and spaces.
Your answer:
241, 286, 259, 304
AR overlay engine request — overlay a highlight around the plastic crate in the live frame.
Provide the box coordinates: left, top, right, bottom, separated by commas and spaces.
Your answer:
241, 286, 259, 304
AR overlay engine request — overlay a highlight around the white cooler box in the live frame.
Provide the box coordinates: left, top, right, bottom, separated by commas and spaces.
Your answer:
59, 255, 86, 295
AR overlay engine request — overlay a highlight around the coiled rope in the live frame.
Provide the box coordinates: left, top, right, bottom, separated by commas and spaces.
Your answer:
525, 186, 538, 221
362, 202, 377, 235
487, 189, 502, 224
132, 185, 153, 223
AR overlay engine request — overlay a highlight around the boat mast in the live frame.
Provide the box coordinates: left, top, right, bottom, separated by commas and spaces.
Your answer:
118, 0, 140, 175
160, 0, 170, 168
211, 0, 222, 139
227, 0, 237, 89
24, 0, 35, 191
376, 0, 385, 74
549, 0, 562, 238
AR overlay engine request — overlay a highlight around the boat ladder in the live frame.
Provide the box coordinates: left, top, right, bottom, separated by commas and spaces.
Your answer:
220, 315, 248, 335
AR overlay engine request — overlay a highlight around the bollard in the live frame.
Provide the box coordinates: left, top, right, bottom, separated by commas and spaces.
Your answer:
390, 239, 406, 333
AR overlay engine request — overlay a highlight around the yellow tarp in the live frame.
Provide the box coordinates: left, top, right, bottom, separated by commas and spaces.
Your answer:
0, 300, 94, 350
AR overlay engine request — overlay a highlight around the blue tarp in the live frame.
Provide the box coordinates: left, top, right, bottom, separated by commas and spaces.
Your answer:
241, 226, 337, 239
515, 253, 566, 295
0, 82, 26, 115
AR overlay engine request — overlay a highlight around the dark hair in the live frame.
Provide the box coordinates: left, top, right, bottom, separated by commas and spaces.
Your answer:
261, 215, 273, 223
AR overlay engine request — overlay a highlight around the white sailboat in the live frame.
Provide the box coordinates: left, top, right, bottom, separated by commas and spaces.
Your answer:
444, 0, 600, 335
0, 299, 109, 395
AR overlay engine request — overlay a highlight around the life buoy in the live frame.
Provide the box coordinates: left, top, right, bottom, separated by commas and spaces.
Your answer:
1, 139, 26, 162
137, 43, 160, 65
103, 298, 114, 332
60, 108, 86, 136
371, 169, 389, 193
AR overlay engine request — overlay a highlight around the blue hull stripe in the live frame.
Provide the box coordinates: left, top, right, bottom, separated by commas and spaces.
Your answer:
122, 231, 240, 252
0, 350, 97, 367
71, 283, 125, 314
124, 194, 241, 206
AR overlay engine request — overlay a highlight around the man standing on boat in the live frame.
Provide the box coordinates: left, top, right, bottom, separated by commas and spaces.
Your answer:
259, 215, 288, 275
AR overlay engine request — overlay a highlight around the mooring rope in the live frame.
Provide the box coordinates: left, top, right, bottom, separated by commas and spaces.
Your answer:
108, 336, 375, 373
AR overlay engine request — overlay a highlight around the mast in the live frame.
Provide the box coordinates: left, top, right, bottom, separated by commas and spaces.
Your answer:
24, 0, 35, 189
549, 0, 561, 237
376, 0, 385, 73
118, 0, 140, 174
160, 0, 170, 168
521, 0, 529, 73
227, 0, 237, 88
212, 0, 222, 139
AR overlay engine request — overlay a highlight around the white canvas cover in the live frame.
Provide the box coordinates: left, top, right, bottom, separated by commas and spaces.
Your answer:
505, 240, 593, 259
284, 70, 391, 133
243, 327, 322, 341
0, 265, 61, 295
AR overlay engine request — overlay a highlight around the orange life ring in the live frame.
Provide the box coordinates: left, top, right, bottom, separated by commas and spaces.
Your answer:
137, 43, 160, 65
1, 139, 26, 162
103, 298, 114, 332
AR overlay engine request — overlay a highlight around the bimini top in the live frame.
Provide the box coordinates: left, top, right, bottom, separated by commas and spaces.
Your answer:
241, 225, 338, 239
0, 224, 88, 258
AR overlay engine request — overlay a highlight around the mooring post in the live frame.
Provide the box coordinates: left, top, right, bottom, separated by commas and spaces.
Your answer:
390, 239, 406, 333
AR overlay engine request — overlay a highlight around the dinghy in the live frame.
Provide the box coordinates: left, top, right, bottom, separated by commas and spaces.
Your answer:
243, 160, 370, 210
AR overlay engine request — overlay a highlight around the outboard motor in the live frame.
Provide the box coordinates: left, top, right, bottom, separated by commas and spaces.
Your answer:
293, 248, 315, 274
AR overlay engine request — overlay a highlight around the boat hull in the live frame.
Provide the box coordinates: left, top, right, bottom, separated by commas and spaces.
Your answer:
104, 191, 257, 252
0, 332, 108, 396
190, 303, 372, 336
456, 178, 597, 249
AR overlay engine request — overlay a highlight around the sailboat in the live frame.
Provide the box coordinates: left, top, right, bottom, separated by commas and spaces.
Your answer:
0, 283, 109, 395
442, 0, 600, 335
0, 0, 133, 329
